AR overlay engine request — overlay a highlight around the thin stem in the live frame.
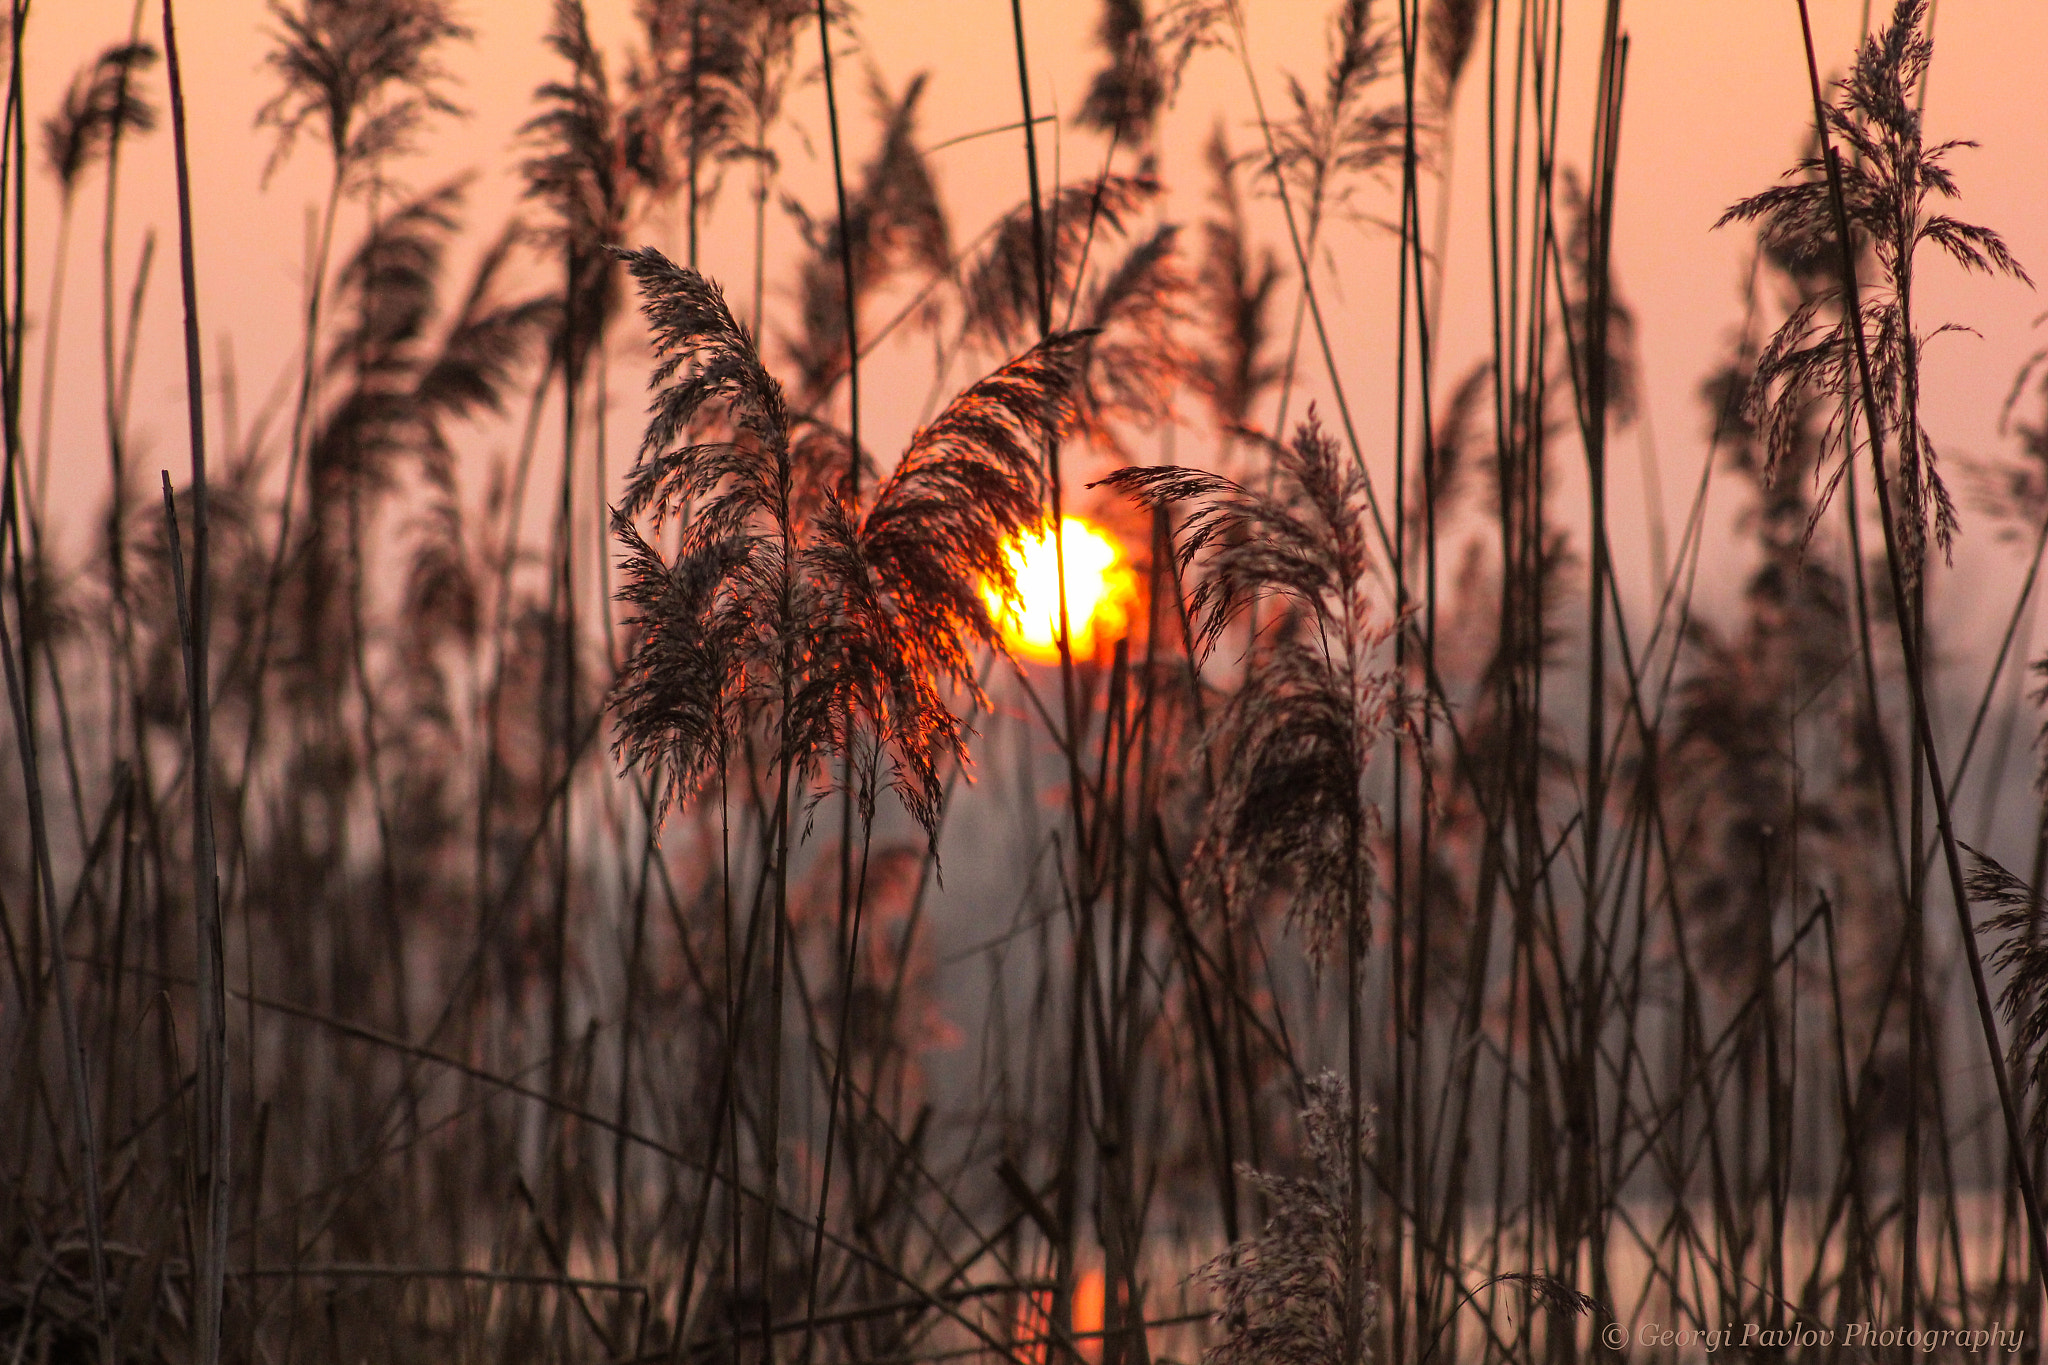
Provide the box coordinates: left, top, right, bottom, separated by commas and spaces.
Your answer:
161, 5, 228, 1358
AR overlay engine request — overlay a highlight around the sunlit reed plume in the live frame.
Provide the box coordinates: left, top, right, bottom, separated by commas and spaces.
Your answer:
610, 247, 1091, 835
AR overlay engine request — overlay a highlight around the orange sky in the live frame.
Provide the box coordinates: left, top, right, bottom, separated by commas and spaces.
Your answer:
23, 0, 2048, 652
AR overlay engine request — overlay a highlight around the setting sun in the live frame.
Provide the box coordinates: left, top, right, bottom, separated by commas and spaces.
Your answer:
985, 518, 1137, 664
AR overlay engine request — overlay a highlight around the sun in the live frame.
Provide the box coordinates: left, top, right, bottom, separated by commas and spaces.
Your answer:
985, 517, 1136, 664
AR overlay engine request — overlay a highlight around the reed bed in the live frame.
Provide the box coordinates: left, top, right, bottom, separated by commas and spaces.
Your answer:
3, 1, 2047, 1362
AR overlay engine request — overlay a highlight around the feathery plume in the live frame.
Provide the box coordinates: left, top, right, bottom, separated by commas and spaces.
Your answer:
523, 0, 665, 379
962, 174, 1159, 350
626, 0, 748, 199
1077, 0, 1226, 147
1268, 0, 1403, 227
1072, 223, 1194, 453
257, 0, 470, 187
413, 222, 556, 434
1078, 0, 1164, 147
1193, 124, 1283, 435
1717, 0, 2028, 580
726, 0, 823, 168
1422, 0, 1480, 115
608, 251, 794, 813
785, 71, 951, 404
43, 43, 158, 197
1560, 169, 1639, 427
1100, 412, 1402, 961
1198, 1074, 1378, 1365
308, 181, 463, 509
610, 246, 1091, 834
798, 330, 1089, 833
1967, 845, 2048, 1140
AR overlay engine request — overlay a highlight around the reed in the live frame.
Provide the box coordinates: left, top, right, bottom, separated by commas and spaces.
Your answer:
5, 1, 2048, 1361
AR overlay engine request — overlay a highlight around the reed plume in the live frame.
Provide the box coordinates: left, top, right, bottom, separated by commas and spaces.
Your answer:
412, 221, 557, 448
1101, 412, 1401, 962
1267, 0, 1403, 228
522, 0, 657, 380
608, 251, 793, 813
785, 70, 950, 406
35, 41, 157, 515
1079, 0, 1165, 148
610, 247, 1090, 835
802, 334, 1090, 832
1717, 0, 2028, 580
1967, 335, 2048, 547
1968, 847, 2048, 1140
42, 42, 157, 195
1192, 124, 1283, 438
625, 0, 749, 255
1559, 169, 1638, 428
401, 216, 553, 669
1420, 0, 1479, 117
1198, 1074, 1378, 1365
962, 174, 1158, 351
1404, 361, 1485, 546
312, 181, 466, 505
1076, 0, 1223, 149
1071, 223, 1194, 457
1671, 241, 1882, 990
725, 0, 824, 326
257, 0, 470, 187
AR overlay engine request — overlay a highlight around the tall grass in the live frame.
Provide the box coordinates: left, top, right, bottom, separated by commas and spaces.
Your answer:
4, 0, 2047, 1361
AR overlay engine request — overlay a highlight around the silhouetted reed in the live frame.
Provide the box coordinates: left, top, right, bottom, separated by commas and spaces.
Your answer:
9, 2, 2048, 1362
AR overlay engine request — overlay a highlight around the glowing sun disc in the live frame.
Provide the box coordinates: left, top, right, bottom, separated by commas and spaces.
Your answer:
985, 518, 1135, 663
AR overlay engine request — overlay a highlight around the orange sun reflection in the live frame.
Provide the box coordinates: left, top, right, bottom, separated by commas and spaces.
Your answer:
1010, 1269, 1107, 1365
984, 518, 1136, 664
